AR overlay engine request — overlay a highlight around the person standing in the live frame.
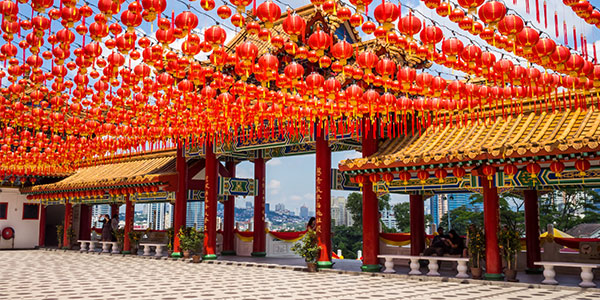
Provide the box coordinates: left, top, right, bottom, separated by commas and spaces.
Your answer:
100, 215, 111, 242
110, 214, 119, 241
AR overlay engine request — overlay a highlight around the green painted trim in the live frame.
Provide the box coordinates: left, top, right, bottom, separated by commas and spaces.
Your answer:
251, 252, 267, 257
121, 251, 131, 254
220, 250, 237, 256
483, 273, 505, 281
171, 252, 182, 258
317, 261, 333, 269
525, 268, 543, 274
361, 264, 381, 272
203, 254, 217, 260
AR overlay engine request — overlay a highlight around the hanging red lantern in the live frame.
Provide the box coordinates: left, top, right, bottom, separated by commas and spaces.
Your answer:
420, 25, 443, 50
526, 162, 541, 179
398, 171, 412, 185
374, 2, 400, 31
442, 38, 464, 62
503, 164, 518, 179
434, 168, 448, 183
481, 165, 496, 181
217, 5, 232, 19
575, 159, 591, 177
308, 28, 331, 56
256, 0, 281, 29
362, 20, 376, 34
549, 161, 565, 177
357, 51, 378, 74
417, 170, 430, 184
398, 14, 422, 40
516, 27, 539, 54
497, 15, 524, 40
382, 172, 394, 183
478, 1, 506, 28
174, 11, 199, 33
330, 40, 353, 65
282, 12, 306, 42
205, 25, 227, 50
458, 0, 484, 14
369, 173, 381, 183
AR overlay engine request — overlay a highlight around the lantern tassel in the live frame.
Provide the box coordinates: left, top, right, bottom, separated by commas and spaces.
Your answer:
554, 11, 559, 38
573, 26, 577, 51
535, 0, 540, 23
543, 1, 547, 28
564, 21, 568, 45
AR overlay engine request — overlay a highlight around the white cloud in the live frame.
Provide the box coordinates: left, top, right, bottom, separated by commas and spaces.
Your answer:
290, 195, 303, 201
268, 179, 281, 195
267, 158, 282, 166
303, 193, 315, 201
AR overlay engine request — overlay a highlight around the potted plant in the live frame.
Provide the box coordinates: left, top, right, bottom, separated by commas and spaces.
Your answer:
166, 227, 175, 256
178, 227, 204, 261
113, 228, 125, 252
128, 230, 144, 255
56, 225, 64, 249
291, 229, 321, 272
65, 226, 76, 249
498, 226, 522, 282
467, 224, 485, 279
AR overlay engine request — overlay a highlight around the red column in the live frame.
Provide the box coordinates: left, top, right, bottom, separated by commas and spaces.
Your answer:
172, 145, 188, 257
409, 194, 425, 256
361, 119, 380, 272
252, 151, 266, 257
63, 201, 72, 249
524, 189, 542, 273
110, 204, 119, 219
222, 160, 236, 255
203, 139, 218, 259
482, 175, 503, 280
123, 195, 133, 254
78, 204, 91, 240
316, 132, 332, 268
38, 205, 46, 247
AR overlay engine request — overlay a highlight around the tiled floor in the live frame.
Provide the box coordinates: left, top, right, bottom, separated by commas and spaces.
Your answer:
0, 250, 599, 300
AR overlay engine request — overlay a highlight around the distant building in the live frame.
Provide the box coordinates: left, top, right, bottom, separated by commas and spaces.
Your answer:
265, 203, 270, 213
147, 203, 171, 230
186, 202, 205, 230
429, 193, 481, 226
300, 205, 309, 218
331, 196, 350, 226
567, 223, 600, 238
380, 208, 397, 230
245, 201, 253, 209
275, 203, 285, 212
92, 204, 110, 228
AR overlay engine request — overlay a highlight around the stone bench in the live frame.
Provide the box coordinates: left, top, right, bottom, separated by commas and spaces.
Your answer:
98, 241, 120, 254
534, 261, 600, 287
378, 254, 469, 278
140, 243, 167, 257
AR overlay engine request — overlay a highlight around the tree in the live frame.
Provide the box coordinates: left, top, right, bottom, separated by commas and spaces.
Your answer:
331, 225, 363, 259
438, 205, 482, 236
345, 192, 391, 227
469, 193, 525, 232
393, 202, 410, 232
538, 188, 600, 231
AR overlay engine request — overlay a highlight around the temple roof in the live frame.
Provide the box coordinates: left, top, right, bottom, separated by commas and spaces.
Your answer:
340, 108, 600, 172
28, 150, 177, 193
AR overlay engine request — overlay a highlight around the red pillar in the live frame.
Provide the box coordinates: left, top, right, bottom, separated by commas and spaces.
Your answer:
316, 132, 332, 268
110, 204, 119, 219
38, 205, 46, 247
78, 204, 91, 240
63, 201, 72, 249
524, 189, 542, 273
252, 151, 266, 257
482, 175, 503, 280
172, 145, 188, 257
361, 119, 380, 272
409, 194, 425, 256
203, 139, 218, 259
222, 160, 236, 255
123, 195, 133, 254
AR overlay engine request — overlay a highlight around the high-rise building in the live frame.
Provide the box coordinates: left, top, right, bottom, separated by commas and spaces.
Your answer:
380, 208, 397, 231
275, 203, 285, 212
147, 203, 171, 230
331, 196, 348, 226
246, 201, 253, 209
300, 205, 309, 218
91, 204, 110, 228
265, 203, 271, 212
186, 202, 205, 230
429, 193, 482, 226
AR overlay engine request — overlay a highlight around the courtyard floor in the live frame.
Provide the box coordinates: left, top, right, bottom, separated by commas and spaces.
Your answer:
0, 250, 599, 300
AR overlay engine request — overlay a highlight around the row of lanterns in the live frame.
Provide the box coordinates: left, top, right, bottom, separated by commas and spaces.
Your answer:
26, 185, 161, 201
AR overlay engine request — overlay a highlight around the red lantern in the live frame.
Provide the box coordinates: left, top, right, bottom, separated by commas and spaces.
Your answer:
217, 5, 232, 19
256, 0, 281, 29
308, 28, 330, 56
417, 170, 430, 184
398, 171, 412, 185
357, 51, 378, 74
434, 168, 448, 183
549, 161, 565, 177
374, 2, 400, 31
458, 0, 484, 14
481, 165, 496, 181
497, 15, 524, 40
575, 159, 591, 177
369, 173, 381, 183
362, 20, 376, 34
398, 14, 422, 39
331, 40, 353, 65
174, 11, 198, 33
204, 25, 226, 49
282, 12, 306, 42
420, 25, 443, 50
503, 164, 518, 179
442, 38, 464, 62
526, 162, 541, 179
515, 27, 539, 54
478, 1, 506, 28
382, 173, 394, 183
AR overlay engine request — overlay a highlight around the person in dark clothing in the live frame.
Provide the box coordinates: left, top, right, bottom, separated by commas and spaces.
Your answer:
306, 217, 316, 231
423, 227, 448, 256
99, 214, 111, 242
444, 229, 465, 256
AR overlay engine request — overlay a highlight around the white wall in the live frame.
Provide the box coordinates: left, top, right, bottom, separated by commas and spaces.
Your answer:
0, 188, 40, 249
